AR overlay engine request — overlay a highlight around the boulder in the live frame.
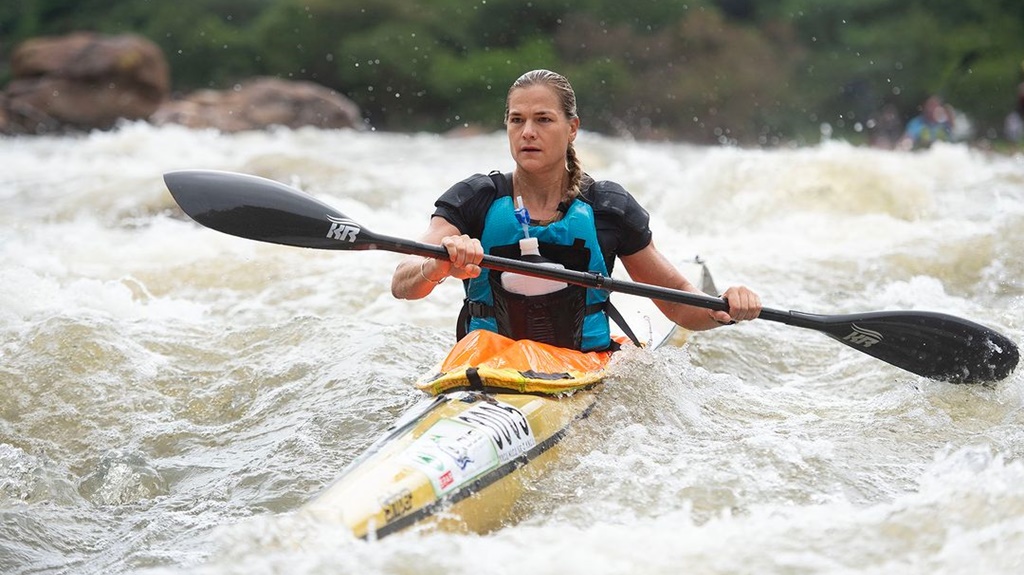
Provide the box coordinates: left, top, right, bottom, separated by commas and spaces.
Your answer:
151, 76, 363, 132
2, 32, 170, 133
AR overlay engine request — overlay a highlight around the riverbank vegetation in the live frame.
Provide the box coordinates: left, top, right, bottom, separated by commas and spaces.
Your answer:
2, 0, 1022, 145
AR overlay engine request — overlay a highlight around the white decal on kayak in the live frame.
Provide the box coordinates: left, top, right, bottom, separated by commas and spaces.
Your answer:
844, 324, 882, 348
326, 215, 360, 242
456, 402, 536, 464
403, 418, 499, 496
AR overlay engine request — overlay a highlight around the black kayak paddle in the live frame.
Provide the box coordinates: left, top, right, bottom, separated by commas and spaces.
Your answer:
163, 169, 1019, 385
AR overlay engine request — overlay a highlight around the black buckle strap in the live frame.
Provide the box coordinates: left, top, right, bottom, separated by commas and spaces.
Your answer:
604, 300, 642, 348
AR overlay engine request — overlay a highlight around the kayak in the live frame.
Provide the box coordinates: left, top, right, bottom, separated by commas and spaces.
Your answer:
299, 258, 717, 539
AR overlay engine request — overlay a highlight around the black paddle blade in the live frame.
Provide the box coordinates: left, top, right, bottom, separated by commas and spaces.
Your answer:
164, 169, 375, 250
780, 310, 1019, 383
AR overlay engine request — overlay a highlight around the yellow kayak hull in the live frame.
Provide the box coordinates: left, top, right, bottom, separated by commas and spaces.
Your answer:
302, 386, 599, 539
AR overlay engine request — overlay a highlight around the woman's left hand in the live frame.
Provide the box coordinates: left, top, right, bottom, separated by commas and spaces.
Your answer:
712, 285, 762, 325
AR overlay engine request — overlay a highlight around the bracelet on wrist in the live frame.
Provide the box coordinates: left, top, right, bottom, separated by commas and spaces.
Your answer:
419, 258, 446, 285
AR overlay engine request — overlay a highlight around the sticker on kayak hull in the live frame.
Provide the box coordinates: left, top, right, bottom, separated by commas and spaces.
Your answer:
404, 418, 498, 496
403, 400, 536, 496
456, 401, 536, 464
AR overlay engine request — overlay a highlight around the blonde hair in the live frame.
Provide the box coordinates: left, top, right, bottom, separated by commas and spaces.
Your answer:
505, 69, 583, 199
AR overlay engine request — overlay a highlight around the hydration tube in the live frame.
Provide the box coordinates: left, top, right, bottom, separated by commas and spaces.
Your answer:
514, 196, 530, 240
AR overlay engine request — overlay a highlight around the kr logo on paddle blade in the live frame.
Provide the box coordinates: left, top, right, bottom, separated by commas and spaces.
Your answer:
843, 324, 882, 348
326, 215, 360, 242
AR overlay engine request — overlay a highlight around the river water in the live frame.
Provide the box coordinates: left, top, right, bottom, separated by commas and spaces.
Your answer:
1, 124, 1022, 575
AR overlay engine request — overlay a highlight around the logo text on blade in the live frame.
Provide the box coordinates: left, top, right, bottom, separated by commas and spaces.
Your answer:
326, 215, 360, 242
843, 324, 882, 348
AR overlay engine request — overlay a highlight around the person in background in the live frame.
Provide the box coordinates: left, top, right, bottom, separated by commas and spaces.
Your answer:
1004, 81, 1024, 145
898, 95, 955, 150
391, 69, 761, 351
867, 103, 903, 149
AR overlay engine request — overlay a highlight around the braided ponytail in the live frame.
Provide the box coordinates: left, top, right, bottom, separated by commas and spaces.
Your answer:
566, 142, 582, 200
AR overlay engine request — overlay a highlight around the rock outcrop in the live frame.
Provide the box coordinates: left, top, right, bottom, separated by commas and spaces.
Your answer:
2, 32, 170, 134
151, 77, 363, 132
0, 32, 363, 135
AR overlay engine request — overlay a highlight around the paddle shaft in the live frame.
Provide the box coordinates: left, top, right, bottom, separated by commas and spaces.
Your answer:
388, 238, 718, 308
384, 236, 834, 328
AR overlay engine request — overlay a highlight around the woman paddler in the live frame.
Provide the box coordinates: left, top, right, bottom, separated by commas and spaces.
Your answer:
391, 69, 761, 351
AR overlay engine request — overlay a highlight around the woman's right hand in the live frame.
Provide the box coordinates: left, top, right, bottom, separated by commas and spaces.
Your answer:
435, 234, 483, 280
392, 218, 483, 300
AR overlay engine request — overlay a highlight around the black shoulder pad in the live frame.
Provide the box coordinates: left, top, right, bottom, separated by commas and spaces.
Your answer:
585, 180, 631, 216
583, 179, 652, 256
443, 173, 499, 206
587, 181, 649, 229
434, 173, 504, 238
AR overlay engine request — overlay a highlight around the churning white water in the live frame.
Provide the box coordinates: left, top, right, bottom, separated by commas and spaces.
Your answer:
1, 123, 1022, 575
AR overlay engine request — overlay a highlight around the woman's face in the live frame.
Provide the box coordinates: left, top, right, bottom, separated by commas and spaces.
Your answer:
506, 84, 579, 175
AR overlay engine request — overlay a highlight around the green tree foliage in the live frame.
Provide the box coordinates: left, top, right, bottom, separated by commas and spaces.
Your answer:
2, 0, 1022, 144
